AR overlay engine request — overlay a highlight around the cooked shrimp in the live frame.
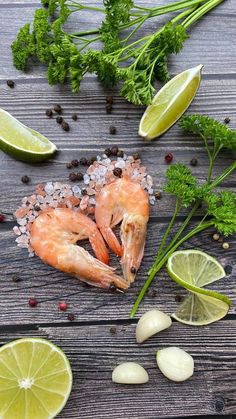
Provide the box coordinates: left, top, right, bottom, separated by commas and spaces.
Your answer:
95, 177, 149, 284
30, 208, 128, 290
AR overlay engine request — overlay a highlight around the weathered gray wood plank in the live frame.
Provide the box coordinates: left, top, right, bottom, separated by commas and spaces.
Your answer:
0, 321, 235, 418
0, 221, 235, 324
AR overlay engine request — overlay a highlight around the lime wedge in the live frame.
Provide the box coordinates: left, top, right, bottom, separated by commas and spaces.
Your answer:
0, 338, 72, 419
139, 64, 203, 140
167, 250, 230, 326
0, 108, 57, 162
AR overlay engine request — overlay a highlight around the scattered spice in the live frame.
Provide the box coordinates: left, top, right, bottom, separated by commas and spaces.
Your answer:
61, 121, 70, 131
81, 189, 87, 196
190, 158, 198, 166
224, 265, 232, 275
76, 172, 83, 181
72, 113, 78, 121
45, 109, 53, 118
155, 191, 162, 200
7, 80, 15, 88
213, 233, 220, 241
54, 104, 62, 114
106, 95, 113, 104
224, 117, 230, 124
56, 116, 63, 124
67, 313, 75, 321
12, 275, 21, 282
0, 213, 5, 222
66, 162, 72, 169
110, 326, 117, 335
58, 301, 68, 311
222, 242, 229, 250
109, 283, 117, 292
104, 148, 112, 156
34, 205, 41, 211
133, 153, 140, 160
21, 175, 30, 184
175, 294, 184, 303
150, 290, 157, 298
130, 266, 136, 274
69, 172, 77, 182
71, 159, 79, 167
109, 126, 117, 135
28, 298, 38, 307
90, 156, 97, 163
80, 157, 87, 166
106, 104, 112, 114
113, 167, 122, 177
165, 153, 173, 163
117, 150, 124, 158
111, 145, 119, 156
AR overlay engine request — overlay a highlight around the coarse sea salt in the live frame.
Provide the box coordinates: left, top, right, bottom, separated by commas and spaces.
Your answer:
13, 153, 156, 256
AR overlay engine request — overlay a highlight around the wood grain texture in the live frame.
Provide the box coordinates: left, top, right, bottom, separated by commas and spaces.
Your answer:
0, 1, 236, 418
0, 321, 235, 418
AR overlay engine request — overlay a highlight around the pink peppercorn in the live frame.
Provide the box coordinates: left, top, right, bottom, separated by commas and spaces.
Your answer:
165, 153, 173, 163
0, 213, 5, 222
58, 302, 68, 311
28, 298, 38, 307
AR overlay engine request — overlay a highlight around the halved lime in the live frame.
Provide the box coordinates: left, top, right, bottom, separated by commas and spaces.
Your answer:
167, 250, 230, 326
139, 65, 203, 140
0, 338, 72, 418
0, 108, 57, 162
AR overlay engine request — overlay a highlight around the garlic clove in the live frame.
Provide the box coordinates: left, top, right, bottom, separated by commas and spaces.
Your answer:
136, 309, 172, 343
156, 346, 194, 382
112, 362, 149, 384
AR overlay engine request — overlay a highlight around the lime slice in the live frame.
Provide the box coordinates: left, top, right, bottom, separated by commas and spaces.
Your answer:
167, 250, 230, 326
139, 64, 203, 140
0, 108, 57, 162
0, 338, 72, 419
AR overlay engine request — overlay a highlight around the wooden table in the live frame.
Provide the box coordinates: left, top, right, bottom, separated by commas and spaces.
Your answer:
0, 1, 235, 418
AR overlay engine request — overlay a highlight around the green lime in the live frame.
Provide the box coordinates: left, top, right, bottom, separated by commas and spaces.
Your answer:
167, 249, 230, 326
0, 108, 57, 162
139, 64, 203, 140
0, 338, 72, 418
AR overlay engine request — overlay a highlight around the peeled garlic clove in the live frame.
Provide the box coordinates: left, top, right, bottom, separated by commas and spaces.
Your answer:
112, 362, 149, 384
136, 309, 172, 343
156, 347, 194, 382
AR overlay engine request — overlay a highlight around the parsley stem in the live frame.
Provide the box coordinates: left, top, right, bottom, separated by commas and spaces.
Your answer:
182, 0, 225, 29
130, 220, 213, 317
157, 199, 181, 259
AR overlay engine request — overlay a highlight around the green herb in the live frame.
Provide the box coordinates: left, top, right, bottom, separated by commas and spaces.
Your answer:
12, 0, 224, 105
131, 115, 236, 317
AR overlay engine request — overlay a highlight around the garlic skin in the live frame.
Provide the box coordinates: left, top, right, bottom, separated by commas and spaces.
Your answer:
156, 347, 194, 382
136, 309, 172, 343
112, 362, 149, 384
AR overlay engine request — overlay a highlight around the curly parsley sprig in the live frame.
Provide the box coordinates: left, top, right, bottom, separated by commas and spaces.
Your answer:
131, 116, 236, 317
12, 0, 224, 105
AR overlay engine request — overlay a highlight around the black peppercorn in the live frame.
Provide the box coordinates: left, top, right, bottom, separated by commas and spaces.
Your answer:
34, 205, 41, 211
81, 189, 87, 196
130, 266, 136, 274
111, 145, 119, 156
104, 148, 112, 156
71, 159, 79, 167
117, 150, 124, 158
175, 294, 184, 303
12, 275, 21, 282
224, 265, 232, 275
69, 172, 77, 182
61, 121, 70, 132
56, 116, 63, 124
21, 175, 30, 184
7, 80, 15, 88
45, 109, 53, 118
66, 163, 72, 169
106, 104, 112, 114
72, 113, 78, 121
155, 191, 162, 200
110, 326, 117, 335
109, 283, 117, 292
113, 167, 122, 177
190, 158, 198, 166
106, 95, 113, 104
76, 172, 83, 181
54, 104, 62, 114
224, 117, 230, 124
67, 313, 75, 321
109, 126, 117, 135
80, 157, 87, 166
133, 152, 140, 160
